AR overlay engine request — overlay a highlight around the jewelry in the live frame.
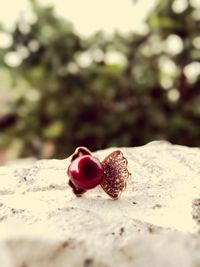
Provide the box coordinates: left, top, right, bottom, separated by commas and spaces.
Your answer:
67, 147, 129, 200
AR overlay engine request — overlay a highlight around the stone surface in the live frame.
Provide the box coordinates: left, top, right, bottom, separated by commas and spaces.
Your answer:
0, 141, 200, 266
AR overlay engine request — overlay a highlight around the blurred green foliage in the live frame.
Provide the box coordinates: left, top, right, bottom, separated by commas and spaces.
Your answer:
0, 0, 200, 159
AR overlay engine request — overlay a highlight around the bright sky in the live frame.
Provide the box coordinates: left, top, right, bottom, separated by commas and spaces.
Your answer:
0, 0, 156, 36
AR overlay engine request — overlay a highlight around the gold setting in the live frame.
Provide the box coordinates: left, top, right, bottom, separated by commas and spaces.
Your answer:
100, 150, 129, 200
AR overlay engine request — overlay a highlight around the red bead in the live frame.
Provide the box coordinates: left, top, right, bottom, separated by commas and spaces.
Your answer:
68, 155, 103, 190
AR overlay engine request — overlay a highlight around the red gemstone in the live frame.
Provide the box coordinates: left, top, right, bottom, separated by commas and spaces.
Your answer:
68, 155, 103, 190
71, 147, 92, 162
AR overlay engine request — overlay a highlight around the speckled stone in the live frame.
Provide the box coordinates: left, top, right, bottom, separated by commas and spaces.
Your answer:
0, 141, 200, 267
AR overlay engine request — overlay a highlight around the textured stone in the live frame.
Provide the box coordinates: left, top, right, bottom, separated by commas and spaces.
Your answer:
0, 141, 200, 266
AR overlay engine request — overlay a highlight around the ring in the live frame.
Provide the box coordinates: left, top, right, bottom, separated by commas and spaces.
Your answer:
67, 147, 129, 200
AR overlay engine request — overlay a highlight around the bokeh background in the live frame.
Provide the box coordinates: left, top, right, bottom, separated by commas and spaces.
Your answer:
0, 0, 200, 164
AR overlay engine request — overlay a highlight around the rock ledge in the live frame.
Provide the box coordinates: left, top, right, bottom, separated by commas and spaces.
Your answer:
0, 141, 200, 267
